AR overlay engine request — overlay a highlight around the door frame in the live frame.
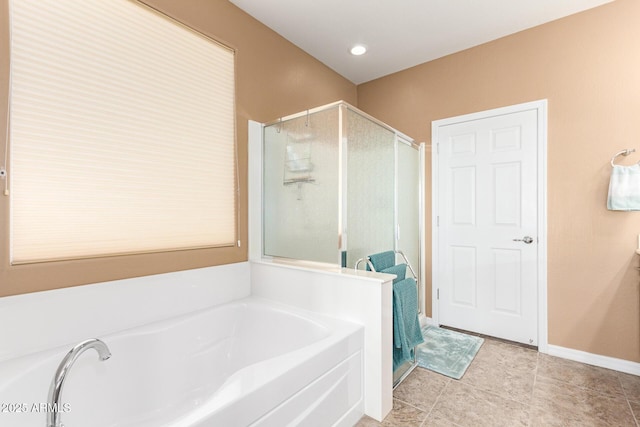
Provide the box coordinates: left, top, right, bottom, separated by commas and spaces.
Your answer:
431, 100, 548, 353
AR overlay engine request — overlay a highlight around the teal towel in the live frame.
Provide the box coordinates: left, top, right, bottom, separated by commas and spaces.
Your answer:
367, 251, 395, 271
381, 263, 406, 284
393, 345, 408, 371
392, 278, 423, 371
608, 164, 640, 210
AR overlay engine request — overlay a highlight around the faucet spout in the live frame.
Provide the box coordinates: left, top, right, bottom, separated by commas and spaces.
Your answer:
47, 338, 111, 427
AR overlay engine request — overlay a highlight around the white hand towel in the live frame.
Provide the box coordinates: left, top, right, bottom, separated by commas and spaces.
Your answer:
608, 164, 640, 211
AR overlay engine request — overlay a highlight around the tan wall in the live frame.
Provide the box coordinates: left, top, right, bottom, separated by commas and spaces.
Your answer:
3, 0, 638, 363
0, 0, 356, 297
357, 0, 640, 361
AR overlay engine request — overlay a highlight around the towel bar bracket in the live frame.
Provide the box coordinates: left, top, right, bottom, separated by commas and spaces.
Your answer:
611, 148, 638, 167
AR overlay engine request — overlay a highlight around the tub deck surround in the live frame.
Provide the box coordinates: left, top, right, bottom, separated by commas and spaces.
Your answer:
0, 259, 391, 424
0, 262, 251, 364
0, 297, 364, 427
250, 260, 395, 422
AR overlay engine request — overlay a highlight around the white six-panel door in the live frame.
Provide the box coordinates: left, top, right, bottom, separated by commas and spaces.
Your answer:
434, 107, 540, 345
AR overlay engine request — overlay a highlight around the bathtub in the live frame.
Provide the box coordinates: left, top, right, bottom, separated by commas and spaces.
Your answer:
0, 297, 364, 427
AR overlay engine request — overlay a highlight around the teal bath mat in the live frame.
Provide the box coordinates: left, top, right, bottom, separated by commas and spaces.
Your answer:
416, 325, 484, 380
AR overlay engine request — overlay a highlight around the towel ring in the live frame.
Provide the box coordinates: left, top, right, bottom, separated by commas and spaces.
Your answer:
611, 149, 638, 167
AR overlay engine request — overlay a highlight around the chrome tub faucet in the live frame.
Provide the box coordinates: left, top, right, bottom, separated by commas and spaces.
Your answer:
47, 338, 111, 427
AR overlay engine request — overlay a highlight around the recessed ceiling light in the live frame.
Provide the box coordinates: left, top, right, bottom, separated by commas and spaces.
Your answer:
350, 45, 367, 56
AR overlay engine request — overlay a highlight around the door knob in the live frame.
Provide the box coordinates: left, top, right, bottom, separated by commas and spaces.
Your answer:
513, 236, 534, 244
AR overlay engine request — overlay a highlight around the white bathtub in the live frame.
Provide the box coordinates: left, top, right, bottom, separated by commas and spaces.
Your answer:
0, 297, 364, 427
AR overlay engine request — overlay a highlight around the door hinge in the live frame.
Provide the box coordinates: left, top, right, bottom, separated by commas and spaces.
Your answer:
437, 288, 440, 300
436, 142, 440, 154
436, 216, 439, 227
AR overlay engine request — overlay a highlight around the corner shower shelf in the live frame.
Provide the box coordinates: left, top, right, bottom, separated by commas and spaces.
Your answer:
283, 177, 316, 185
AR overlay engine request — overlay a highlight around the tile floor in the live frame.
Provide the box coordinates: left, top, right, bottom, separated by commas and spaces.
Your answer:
356, 335, 640, 426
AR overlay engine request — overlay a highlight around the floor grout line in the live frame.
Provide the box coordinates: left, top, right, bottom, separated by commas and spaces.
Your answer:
391, 397, 425, 412
625, 398, 640, 427
418, 379, 457, 427
362, 335, 640, 427
533, 372, 629, 401
389, 397, 429, 426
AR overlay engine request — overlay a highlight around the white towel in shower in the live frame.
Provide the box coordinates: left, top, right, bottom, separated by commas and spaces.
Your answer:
608, 164, 640, 211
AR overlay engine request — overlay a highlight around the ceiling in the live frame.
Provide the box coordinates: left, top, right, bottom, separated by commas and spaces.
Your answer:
229, 0, 614, 84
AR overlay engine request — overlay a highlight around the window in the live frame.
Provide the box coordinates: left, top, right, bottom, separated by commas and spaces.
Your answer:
8, 0, 237, 264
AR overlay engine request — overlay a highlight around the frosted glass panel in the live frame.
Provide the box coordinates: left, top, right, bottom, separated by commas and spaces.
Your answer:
262, 102, 421, 275
397, 141, 420, 281
263, 108, 340, 263
345, 109, 395, 267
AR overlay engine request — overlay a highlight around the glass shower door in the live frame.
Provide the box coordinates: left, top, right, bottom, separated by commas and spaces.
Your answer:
344, 108, 395, 268
396, 138, 421, 291
263, 107, 340, 264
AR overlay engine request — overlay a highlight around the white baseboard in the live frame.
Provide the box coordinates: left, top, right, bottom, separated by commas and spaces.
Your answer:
416, 317, 640, 377
547, 344, 640, 376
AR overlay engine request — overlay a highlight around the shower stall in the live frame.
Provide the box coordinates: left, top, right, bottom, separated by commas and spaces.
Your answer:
261, 101, 425, 385
262, 101, 423, 274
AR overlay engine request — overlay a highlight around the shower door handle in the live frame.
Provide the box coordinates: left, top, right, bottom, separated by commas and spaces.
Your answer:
513, 236, 534, 244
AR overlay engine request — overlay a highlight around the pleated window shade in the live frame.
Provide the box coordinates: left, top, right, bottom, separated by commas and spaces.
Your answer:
8, 0, 237, 264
